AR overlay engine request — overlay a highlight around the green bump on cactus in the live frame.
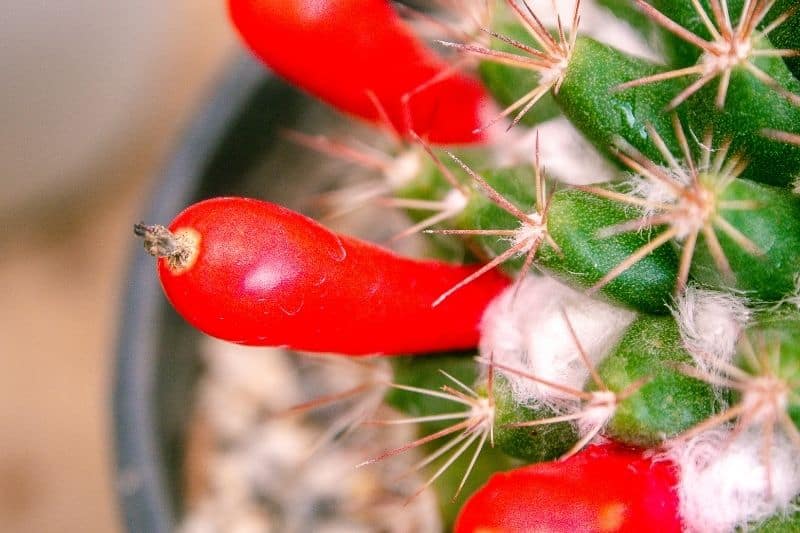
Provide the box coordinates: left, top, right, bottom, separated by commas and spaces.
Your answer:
669, 317, 800, 451
555, 36, 689, 166
447, 163, 538, 272
690, 176, 800, 301
425, 153, 562, 307
386, 143, 475, 259
473, 8, 691, 165
581, 115, 800, 302
384, 353, 480, 432
389, 352, 622, 487
640, 0, 794, 75
544, 186, 679, 313
439, 0, 579, 132
491, 373, 579, 462
438, 159, 678, 313
478, 307, 644, 461
596, 315, 721, 446
736, 318, 800, 429
621, 0, 800, 187
684, 59, 800, 188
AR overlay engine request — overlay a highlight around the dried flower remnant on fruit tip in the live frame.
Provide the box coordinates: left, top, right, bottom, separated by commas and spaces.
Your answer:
619, 0, 800, 109
438, 0, 582, 132
581, 115, 762, 296
428, 134, 560, 307
134, 222, 199, 271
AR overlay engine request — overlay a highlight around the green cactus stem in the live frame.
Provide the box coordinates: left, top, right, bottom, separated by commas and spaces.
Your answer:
596, 315, 721, 446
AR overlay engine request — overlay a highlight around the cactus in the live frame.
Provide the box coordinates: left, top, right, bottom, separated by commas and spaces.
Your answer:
139, 1, 800, 531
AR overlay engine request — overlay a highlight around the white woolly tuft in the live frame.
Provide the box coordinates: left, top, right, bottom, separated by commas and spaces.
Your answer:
511, 212, 545, 250
666, 427, 800, 533
624, 172, 678, 217
480, 276, 635, 412
576, 391, 618, 437
623, 168, 707, 240
673, 286, 751, 369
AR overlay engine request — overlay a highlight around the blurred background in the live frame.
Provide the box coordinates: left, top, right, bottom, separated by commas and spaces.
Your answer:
0, 2, 236, 531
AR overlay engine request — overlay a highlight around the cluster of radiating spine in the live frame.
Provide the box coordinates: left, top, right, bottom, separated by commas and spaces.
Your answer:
286, 1, 800, 529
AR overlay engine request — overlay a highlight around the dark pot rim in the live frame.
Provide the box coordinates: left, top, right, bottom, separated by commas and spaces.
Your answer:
112, 54, 271, 533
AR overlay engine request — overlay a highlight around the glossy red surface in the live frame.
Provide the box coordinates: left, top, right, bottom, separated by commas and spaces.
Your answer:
455, 443, 682, 533
228, 0, 495, 144
157, 197, 509, 354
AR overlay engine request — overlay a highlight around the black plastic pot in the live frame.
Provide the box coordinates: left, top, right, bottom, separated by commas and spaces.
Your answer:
112, 55, 310, 532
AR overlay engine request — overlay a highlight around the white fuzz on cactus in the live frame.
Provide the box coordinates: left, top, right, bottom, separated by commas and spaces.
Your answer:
673, 286, 751, 365
666, 427, 800, 533
622, 169, 682, 218
479, 275, 635, 412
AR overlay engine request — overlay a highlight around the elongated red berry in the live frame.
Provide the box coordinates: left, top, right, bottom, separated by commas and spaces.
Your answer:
228, 0, 495, 144
455, 443, 682, 533
137, 197, 508, 355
